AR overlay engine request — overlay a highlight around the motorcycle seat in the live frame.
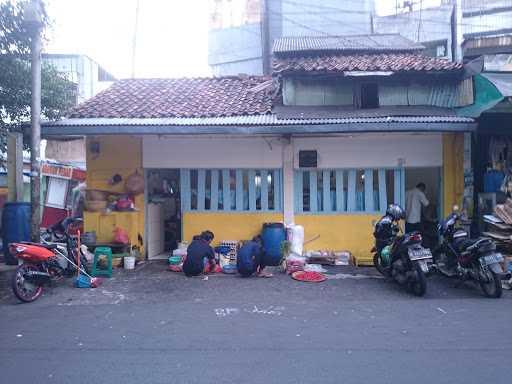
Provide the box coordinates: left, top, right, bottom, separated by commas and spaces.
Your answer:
20, 242, 58, 250
459, 238, 493, 253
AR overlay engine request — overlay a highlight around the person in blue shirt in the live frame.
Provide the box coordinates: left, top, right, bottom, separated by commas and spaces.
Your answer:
237, 235, 272, 278
183, 231, 216, 277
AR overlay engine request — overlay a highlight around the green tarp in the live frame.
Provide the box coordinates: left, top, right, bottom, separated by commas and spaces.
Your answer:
457, 74, 505, 118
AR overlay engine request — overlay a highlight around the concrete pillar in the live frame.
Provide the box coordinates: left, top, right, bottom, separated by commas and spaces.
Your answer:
7, 132, 24, 202
282, 137, 294, 224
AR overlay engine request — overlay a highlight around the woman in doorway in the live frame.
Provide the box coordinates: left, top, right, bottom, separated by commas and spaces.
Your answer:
183, 230, 216, 277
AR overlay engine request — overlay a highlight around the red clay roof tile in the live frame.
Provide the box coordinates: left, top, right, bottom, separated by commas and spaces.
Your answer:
272, 53, 463, 74
68, 76, 274, 119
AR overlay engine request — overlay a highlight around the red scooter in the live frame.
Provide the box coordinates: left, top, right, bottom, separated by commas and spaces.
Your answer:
9, 218, 90, 303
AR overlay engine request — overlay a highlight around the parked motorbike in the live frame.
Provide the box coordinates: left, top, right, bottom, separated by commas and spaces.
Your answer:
9, 218, 90, 303
372, 205, 433, 296
433, 211, 510, 298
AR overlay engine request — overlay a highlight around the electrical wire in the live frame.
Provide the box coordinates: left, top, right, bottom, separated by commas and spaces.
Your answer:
208, 0, 509, 60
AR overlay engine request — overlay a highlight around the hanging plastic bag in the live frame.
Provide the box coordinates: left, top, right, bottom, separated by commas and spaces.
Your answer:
113, 227, 129, 244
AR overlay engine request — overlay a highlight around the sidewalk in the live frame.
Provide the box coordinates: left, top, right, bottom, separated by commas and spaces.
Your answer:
0, 263, 17, 274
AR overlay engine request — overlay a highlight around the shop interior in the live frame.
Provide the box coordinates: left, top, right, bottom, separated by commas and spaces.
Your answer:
146, 169, 181, 259
474, 113, 512, 233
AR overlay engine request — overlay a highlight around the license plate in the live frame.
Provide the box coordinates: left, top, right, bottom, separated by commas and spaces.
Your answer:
408, 248, 433, 261
480, 253, 504, 266
418, 260, 429, 273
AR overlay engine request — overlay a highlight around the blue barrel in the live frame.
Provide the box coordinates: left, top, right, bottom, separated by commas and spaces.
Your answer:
2, 202, 31, 265
261, 222, 286, 266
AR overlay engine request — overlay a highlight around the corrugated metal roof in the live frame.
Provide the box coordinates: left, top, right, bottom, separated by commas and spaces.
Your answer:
44, 114, 474, 128
273, 34, 425, 55
273, 105, 458, 119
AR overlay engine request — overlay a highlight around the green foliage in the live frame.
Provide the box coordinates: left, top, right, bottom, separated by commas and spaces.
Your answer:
0, 0, 76, 155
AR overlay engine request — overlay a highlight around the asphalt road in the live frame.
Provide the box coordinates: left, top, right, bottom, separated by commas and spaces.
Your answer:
0, 262, 511, 384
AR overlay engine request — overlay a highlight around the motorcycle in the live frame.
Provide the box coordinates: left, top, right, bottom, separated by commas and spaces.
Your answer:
372, 215, 433, 296
9, 218, 90, 303
433, 211, 510, 298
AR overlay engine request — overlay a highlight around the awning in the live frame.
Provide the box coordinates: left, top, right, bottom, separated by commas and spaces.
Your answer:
457, 73, 511, 117
482, 73, 512, 97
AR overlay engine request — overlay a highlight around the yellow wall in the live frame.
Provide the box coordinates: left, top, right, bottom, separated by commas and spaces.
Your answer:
183, 212, 282, 245
84, 136, 145, 255
443, 133, 464, 218
295, 214, 381, 265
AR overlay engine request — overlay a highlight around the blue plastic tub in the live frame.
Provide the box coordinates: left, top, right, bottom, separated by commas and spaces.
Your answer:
1, 202, 31, 265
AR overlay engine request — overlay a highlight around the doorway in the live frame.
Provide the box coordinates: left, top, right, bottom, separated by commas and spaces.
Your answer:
405, 167, 442, 249
146, 169, 181, 260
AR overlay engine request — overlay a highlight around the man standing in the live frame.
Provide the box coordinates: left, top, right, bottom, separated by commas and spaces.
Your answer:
405, 182, 429, 233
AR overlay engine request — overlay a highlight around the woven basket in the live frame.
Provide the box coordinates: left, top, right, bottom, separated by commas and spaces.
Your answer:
85, 200, 108, 212
86, 189, 109, 201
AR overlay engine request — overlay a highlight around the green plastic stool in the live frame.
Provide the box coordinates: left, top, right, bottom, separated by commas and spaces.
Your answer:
92, 246, 113, 277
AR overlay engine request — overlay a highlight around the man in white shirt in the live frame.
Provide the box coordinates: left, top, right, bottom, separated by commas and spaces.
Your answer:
405, 182, 429, 233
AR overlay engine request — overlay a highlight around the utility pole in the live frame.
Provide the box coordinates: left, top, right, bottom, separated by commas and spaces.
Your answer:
260, 0, 270, 75
24, 0, 43, 242
131, 0, 140, 78
452, 0, 463, 62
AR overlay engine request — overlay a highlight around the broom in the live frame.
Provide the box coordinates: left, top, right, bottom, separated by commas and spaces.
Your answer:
75, 230, 102, 288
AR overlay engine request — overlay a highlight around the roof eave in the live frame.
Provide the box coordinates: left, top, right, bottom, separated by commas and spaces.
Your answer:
40, 121, 476, 137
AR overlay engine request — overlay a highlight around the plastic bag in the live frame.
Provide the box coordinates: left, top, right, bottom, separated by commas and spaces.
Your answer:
113, 227, 129, 244
304, 264, 327, 273
286, 255, 306, 274
286, 224, 304, 256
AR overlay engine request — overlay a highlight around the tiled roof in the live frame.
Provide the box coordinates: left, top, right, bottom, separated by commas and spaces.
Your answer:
68, 77, 274, 118
273, 34, 425, 55
273, 53, 463, 74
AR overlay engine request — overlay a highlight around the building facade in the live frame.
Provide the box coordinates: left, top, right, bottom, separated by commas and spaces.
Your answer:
43, 34, 475, 264
210, 0, 512, 75
208, 0, 375, 76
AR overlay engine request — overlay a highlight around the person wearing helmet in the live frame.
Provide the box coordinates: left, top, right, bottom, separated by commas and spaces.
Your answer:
386, 204, 405, 221
374, 204, 403, 245
183, 230, 216, 277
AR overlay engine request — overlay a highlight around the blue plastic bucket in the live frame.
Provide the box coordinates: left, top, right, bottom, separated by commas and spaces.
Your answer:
261, 222, 286, 266
2, 202, 31, 265
222, 264, 237, 274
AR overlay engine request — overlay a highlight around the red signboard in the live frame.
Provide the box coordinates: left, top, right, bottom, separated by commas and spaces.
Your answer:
41, 163, 73, 179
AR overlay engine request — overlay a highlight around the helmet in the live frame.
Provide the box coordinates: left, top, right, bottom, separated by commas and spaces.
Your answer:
386, 204, 405, 221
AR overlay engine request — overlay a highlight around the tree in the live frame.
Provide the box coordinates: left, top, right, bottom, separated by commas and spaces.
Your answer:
0, 0, 76, 156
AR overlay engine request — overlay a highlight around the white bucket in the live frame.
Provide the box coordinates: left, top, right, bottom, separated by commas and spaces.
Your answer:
124, 256, 136, 270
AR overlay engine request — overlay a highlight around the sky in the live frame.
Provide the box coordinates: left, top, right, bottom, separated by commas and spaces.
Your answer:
44, 0, 441, 80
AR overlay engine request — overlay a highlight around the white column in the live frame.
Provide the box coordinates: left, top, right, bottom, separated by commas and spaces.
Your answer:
282, 138, 294, 224
7, 132, 24, 202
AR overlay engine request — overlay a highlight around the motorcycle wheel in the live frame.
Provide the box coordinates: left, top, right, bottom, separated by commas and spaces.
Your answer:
11, 264, 44, 303
373, 253, 386, 276
479, 268, 502, 299
409, 263, 427, 297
